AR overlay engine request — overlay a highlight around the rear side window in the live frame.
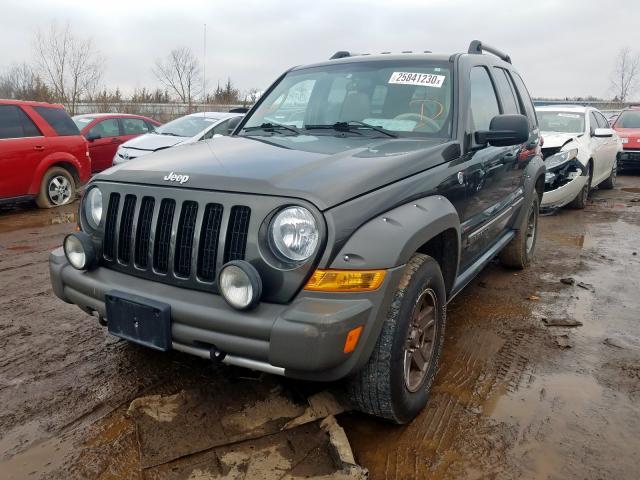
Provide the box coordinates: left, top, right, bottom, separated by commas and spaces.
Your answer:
469, 66, 500, 131
492, 68, 521, 115
511, 73, 537, 128
33, 106, 80, 136
0, 105, 42, 139
122, 118, 151, 135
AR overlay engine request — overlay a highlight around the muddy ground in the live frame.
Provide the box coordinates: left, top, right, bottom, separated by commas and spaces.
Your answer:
1, 175, 639, 479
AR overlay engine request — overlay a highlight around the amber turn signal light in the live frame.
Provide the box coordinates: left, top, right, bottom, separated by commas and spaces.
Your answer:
304, 269, 386, 292
344, 325, 363, 354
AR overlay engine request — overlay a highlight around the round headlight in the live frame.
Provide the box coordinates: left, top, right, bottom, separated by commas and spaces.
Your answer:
218, 261, 262, 310
63, 232, 97, 270
269, 206, 319, 262
84, 187, 103, 229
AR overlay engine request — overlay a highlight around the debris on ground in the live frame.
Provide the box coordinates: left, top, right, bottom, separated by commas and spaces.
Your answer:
542, 317, 583, 327
560, 277, 576, 285
554, 334, 573, 349
603, 336, 640, 351
527, 295, 541, 301
577, 281, 595, 292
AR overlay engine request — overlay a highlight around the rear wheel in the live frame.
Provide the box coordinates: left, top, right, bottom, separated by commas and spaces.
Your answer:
347, 254, 446, 424
499, 194, 539, 269
35, 167, 76, 208
568, 162, 592, 209
600, 155, 617, 190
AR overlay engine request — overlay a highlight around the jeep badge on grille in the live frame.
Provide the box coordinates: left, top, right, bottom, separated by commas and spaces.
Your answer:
163, 172, 189, 184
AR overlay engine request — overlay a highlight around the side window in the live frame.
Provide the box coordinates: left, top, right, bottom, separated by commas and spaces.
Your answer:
469, 66, 500, 131
122, 118, 149, 135
88, 119, 120, 139
145, 121, 157, 132
0, 105, 41, 139
33, 106, 79, 136
589, 112, 600, 133
595, 112, 609, 129
201, 120, 230, 140
492, 68, 520, 115
511, 73, 538, 128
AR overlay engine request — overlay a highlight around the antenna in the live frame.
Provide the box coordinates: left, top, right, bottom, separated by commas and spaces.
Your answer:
203, 23, 207, 114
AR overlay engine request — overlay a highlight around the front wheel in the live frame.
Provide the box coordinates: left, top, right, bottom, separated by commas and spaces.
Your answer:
347, 254, 447, 424
568, 162, 592, 209
499, 194, 539, 269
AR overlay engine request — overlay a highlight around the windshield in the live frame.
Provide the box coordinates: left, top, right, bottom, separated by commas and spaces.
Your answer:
157, 115, 220, 137
537, 111, 585, 134
72, 116, 94, 130
242, 60, 453, 138
615, 110, 640, 128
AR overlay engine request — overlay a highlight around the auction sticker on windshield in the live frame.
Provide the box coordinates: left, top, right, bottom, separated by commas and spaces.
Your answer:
389, 72, 445, 87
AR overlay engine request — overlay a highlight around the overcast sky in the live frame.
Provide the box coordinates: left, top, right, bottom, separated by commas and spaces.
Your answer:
1, 0, 639, 100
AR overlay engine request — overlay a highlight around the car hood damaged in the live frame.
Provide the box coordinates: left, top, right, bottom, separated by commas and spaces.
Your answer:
97, 134, 452, 210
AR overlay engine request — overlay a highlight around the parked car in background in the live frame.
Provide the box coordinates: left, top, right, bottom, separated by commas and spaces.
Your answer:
536, 105, 621, 209
0, 99, 90, 208
613, 107, 640, 171
113, 112, 243, 165
72, 114, 160, 172
603, 110, 621, 127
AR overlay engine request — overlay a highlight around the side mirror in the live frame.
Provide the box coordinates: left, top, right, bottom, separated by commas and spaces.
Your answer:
86, 132, 101, 142
475, 114, 529, 147
593, 127, 613, 138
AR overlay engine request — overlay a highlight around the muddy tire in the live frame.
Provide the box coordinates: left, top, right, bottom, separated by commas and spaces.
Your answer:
346, 253, 446, 424
600, 156, 617, 190
499, 194, 539, 269
35, 167, 76, 209
568, 163, 591, 209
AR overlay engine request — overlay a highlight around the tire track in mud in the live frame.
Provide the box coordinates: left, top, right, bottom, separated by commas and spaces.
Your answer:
370, 327, 539, 479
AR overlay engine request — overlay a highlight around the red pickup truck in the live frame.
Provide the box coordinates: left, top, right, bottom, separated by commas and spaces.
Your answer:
0, 99, 91, 208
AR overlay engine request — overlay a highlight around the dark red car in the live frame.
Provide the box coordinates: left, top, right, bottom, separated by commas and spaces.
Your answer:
613, 107, 640, 170
0, 99, 91, 208
72, 114, 161, 172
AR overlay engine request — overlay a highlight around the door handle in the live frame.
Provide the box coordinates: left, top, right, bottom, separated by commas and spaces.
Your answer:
33, 145, 45, 151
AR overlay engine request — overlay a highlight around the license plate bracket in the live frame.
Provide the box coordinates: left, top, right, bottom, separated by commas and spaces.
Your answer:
105, 290, 171, 351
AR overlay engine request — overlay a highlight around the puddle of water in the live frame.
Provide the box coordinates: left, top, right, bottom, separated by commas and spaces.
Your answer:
621, 187, 640, 194
0, 202, 77, 234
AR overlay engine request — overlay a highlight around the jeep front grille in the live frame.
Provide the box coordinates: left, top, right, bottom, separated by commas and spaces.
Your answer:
101, 192, 250, 288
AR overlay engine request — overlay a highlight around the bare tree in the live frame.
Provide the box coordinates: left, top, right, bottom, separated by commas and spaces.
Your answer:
34, 22, 104, 114
610, 47, 640, 102
1, 63, 53, 101
153, 47, 201, 111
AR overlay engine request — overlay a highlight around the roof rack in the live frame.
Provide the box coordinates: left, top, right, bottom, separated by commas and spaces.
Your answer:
467, 40, 511, 64
330, 51, 356, 60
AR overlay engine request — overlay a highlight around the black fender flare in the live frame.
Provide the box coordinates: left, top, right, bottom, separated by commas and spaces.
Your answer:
329, 195, 461, 270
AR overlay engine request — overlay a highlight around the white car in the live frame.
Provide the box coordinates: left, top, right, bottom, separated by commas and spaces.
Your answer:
113, 112, 243, 165
536, 105, 622, 209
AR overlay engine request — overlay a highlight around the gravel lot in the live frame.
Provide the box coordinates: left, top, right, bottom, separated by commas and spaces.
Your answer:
1, 174, 639, 479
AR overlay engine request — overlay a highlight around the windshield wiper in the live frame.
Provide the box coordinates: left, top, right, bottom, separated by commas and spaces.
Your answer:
159, 132, 182, 137
305, 121, 398, 138
242, 122, 302, 135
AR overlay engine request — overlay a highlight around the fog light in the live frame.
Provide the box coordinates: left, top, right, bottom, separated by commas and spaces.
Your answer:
63, 232, 97, 270
218, 261, 262, 310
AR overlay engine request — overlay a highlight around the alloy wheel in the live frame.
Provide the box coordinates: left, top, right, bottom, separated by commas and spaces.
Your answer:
48, 175, 72, 205
403, 288, 438, 392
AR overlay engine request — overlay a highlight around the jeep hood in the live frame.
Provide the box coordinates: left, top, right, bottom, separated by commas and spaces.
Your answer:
540, 132, 581, 149
121, 133, 187, 151
97, 134, 451, 210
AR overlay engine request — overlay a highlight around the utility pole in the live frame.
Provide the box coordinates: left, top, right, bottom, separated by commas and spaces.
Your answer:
203, 23, 207, 111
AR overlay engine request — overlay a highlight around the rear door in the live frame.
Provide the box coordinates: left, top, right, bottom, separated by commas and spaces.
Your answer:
588, 111, 607, 181
0, 105, 47, 199
121, 117, 154, 143
87, 118, 122, 172
594, 110, 617, 182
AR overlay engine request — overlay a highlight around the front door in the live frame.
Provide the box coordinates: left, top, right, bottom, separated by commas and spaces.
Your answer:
87, 118, 122, 172
0, 105, 47, 199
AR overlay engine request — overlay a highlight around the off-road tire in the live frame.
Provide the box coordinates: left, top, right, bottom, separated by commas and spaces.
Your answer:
35, 167, 76, 209
347, 253, 446, 424
600, 156, 617, 190
568, 163, 591, 209
499, 194, 539, 269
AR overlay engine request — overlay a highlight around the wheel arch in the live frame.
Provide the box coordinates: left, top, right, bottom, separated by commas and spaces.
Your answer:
28, 153, 83, 194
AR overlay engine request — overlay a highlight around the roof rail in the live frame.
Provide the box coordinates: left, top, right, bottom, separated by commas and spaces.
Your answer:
467, 40, 511, 64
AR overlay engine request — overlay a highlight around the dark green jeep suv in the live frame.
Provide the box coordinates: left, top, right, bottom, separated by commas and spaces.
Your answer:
50, 41, 544, 423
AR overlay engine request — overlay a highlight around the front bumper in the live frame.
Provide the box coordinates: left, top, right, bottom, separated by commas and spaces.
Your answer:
49, 248, 401, 381
541, 173, 587, 209
620, 149, 640, 169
